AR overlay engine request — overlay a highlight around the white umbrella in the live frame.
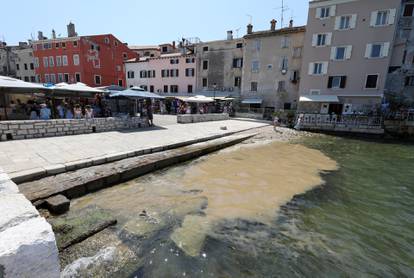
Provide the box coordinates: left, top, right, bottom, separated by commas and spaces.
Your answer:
53, 82, 105, 93
0, 75, 47, 90
185, 95, 215, 103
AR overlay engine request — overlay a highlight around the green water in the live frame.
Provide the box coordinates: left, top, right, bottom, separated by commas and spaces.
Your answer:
64, 136, 414, 277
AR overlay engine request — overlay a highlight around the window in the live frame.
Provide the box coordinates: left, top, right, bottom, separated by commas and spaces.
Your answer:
251, 61, 260, 73
250, 82, 258, 92
328, 76, 346, 89
403, 4, 414, 17
186, 57, 195, 63
43, 57, 48, 67
236, 43, 243, 48
61, 42, 66, 48
254, 39, 261, 51
161, 69, 169, 78
30, 63, 34, 70
75, 73, 81, 82
114, 41, 119, 46
73, 41, 78, 47
170, 58, 179, 64
141, 70, 148, 78
202, 78, 208, 87
277, 81, 286, 92
149, 85, 154, 92
280, 57, 288, 71
188, 85, 193, 93
185, 68, 195, 77
170, 85, 178, 93
123, 53, 128, 59
281, 36, 289, 48
34, 58, 39, 68
127, 71, 135, 79
56, 56, 62, 67
170, 69, 179, 77
290, 70, 300, 82
118, 79, 123, 87
233, 58, 243, 68
64, 73, 69, 83
44, 74, 50, 83
309, 62, 327, 75
317, 34, 327, 46
30, 76, 36, 82
162, 46, 168, 53
73, 54, 80, 66
49, 57, 54, 67
334, 47, 346, 60
339, 15, 351, 30
62, 55, 68, 66
58, 73, 63, 82
365, 74, 378, 89
203, 60, 208, 70
203, 46, 209, 52
164, 85, 168, 93
50, 74, 56, 84
94, 75, 101, 85
376, 10, 389, 26
104, 37, 110, 44
320, 7, 330, 18
234, 77, 241, 87
405, 76, 414, 86
55, 43, 60, 48
24, 63, 28, 70
24, 76, 29, 82
293, 47, 302, 58
16, 64, 20, 70
312, 33, 332, 47
366, 43, 389, 58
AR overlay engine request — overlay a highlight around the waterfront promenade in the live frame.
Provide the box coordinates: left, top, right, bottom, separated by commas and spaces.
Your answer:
0, 116, 268, 181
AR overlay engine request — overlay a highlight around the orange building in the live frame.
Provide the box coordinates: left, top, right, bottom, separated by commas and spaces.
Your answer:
32, 24, 138, 87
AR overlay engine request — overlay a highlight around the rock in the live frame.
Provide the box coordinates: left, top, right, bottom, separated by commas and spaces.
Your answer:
45, 195, 70, 215
50, 206, 117, 251
220, 126, 228, 130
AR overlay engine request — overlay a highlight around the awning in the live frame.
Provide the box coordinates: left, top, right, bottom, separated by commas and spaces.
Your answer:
241, 98, 263, 104
299, 95, 339, 103
186, 95, 215, 103
110, 88, 165, 99
0, 75, 49, 92
53, 82, 105, 93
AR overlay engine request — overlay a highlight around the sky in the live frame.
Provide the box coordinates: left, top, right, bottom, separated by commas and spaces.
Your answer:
0, 0, 309, 46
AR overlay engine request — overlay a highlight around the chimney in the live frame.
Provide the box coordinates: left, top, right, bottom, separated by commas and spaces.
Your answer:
52, 29, 56, 39
38, 31, 44, 41
247, 24, 253, 35
227, 30, 233, 40
289, 19, 293, 28
67, 22, 77, 37
270, 19, 277, 31
172, 41, 176, 49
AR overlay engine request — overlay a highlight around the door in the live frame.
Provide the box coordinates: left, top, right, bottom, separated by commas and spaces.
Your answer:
328, 104, 343, 115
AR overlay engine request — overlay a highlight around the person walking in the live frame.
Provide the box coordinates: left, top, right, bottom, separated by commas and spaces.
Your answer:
147, 100, 154, 126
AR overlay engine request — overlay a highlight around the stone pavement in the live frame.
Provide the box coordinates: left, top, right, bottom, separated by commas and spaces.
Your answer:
0, 118, 268, 181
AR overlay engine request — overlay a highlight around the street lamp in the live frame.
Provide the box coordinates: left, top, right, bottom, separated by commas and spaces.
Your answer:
213, 83, 217, 113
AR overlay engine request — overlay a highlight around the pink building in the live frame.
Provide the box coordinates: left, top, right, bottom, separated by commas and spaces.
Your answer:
125, 52, 196, 94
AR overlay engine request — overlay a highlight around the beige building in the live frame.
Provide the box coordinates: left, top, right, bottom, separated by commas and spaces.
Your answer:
299, 0, 401, 115
240, 20, 305, 111
14, 47, 37, 82
195, 31, 244, 96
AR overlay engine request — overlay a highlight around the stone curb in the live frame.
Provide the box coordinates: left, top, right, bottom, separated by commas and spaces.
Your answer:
9, 125, 267, 184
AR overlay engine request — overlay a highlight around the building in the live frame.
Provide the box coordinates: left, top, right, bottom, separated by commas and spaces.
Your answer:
241, 20, 305, 111
129, 45, 161, 58
299, 0, 401, 115
14, 45, 37, 82
386, 0, 414, 106
195, 31, 244, 96
32, 23, 138, 87
125, 52, 196, 94
0, 42, 17, 78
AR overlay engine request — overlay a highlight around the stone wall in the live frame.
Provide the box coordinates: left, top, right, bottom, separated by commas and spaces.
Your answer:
177, 113, 230, 124
0, 117, 148, 141
0, 167, 60, 277
384, 120, 414, 136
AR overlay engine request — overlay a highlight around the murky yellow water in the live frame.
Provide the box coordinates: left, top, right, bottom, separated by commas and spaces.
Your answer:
71, 141, 337, 257
171, 142, 338, 256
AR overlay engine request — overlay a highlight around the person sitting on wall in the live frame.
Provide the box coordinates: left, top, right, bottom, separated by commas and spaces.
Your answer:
39, 103, 51, 120
85, 105, 94, 119
74, 104, 83, 119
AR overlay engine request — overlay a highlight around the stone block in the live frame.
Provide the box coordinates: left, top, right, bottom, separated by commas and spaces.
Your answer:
9, 168, 46, 184
45, 164, 66, 175
45, 195, 70, 215
0, 193, 39, 232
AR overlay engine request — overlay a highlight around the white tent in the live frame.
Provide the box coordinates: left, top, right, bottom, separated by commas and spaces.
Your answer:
185, 95, 215, 103
53, 82, 105, 93
0, 75, 47, 91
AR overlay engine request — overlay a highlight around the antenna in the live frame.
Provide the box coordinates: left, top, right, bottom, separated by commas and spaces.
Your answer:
274, 0, 290, 28
246, 14, 253, 25
234, 27, 241, 38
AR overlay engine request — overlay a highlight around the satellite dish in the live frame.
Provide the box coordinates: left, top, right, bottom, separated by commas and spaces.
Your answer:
281, 69, 287, 74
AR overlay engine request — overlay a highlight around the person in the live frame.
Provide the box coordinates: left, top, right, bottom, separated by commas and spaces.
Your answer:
85, 105, 94, 119
65, 104, 74, 119
147, 100, 154, 126
29, 105, 39, 120
39, 103, 51, 120
57, 103, 65, 119
74, 104, 82, 119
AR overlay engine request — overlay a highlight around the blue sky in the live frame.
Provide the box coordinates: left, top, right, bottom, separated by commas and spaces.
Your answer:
0, 0, 309, 46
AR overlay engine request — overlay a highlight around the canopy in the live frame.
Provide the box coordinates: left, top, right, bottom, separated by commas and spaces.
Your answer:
0, 75, 48, 92
299, 95, 339, 103
241, 98, 263, 104
110, 88, 165, 99
185, 95, 215, 103
53, 82, 105, 93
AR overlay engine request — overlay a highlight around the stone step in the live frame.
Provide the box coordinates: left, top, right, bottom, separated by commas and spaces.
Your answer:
18, 133, 255, 205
